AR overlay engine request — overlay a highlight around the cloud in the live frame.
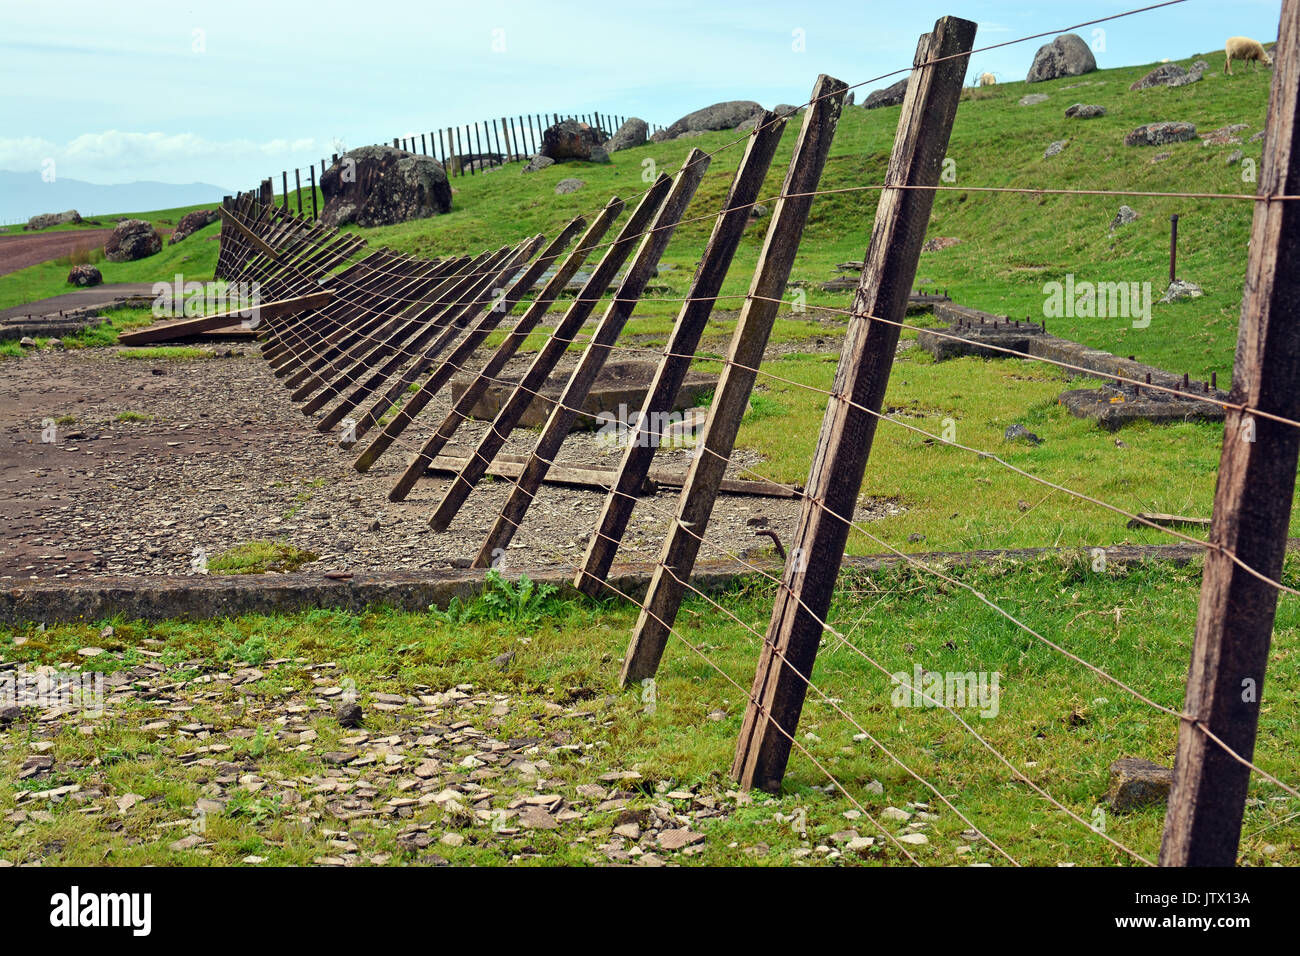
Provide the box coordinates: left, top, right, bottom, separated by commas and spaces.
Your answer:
0, 130, 320, 183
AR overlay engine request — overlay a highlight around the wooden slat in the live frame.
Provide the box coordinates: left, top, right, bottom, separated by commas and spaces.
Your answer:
425, 177, 675, 530
472, 151, 711, 566
575, 112, 787, 596
1160, 0, 1300, 866
732, 19, 977, 793
620, 74, 848, 685
369, 201, 621, 490
117, 291, 333, 345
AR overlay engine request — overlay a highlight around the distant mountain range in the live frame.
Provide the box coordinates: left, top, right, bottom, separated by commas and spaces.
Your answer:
0, 170, 234, 224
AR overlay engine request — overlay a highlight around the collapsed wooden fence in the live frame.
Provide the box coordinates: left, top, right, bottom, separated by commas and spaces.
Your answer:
129, 4, 1300, 867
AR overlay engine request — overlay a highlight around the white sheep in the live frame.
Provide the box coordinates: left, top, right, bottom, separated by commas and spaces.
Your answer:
979, 72, 997, 87
1224, 36, 1273, 75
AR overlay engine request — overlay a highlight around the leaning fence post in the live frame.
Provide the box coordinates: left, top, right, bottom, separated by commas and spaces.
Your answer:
281, 171, 288, 210
731, 15, 978, 794
1160, 0, 1300, 867
295, 168, 303, 217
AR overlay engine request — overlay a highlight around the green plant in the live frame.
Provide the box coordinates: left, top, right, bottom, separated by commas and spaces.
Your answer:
217, 633, 269, 665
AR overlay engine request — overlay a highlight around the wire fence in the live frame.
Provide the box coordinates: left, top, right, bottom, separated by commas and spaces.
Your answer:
170, 0, 1300, 866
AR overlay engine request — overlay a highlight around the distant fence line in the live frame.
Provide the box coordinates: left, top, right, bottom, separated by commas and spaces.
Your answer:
245, 111, 663, 222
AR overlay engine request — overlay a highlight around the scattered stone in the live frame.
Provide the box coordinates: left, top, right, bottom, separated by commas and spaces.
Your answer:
1110, 205, 1139, 232
1160, 279, 1203, 303
1129, 62, 1197, 91
1150, 151, 1172, 163
1026, 34, 1097, 83
439, 832, 465, 848
67, 264, 102, 287
1105, 757, 1173, 811
653, 101, 764, 140
1201, 124, 1250, 146
922, 236, 960, 253
169, 209, 219, 244
103, 219, 162, 262
1064, 103, 1105, 119
335, 701, 363, 728
1227, 149, 1244, 166
897, 832, 929, 845
554, 178, 586, 195
881, 806, 912, 823
77, 646, 105, 657
1044, 140, 1069, 159
1124, 122, 1197, 147
518, 806, 559, 830
168, 834, 204, 852
25, 209, 81, 231
1019, 94, 1049, 106
523, 154, 556, 174
658, 828, 705, 850
606, 117, 648, 152
863, 80, 909, 110
1004, 423, 1043, 444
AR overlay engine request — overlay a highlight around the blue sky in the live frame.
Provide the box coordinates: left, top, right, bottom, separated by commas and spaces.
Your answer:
0, 0, 1284, 192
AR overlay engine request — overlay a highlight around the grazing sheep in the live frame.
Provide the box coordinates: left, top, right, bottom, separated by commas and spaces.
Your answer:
979, 72, 997, 87
1224, 36, 1273, 75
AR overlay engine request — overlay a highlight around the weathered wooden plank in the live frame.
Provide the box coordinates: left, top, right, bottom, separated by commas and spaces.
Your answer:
346, 218, 588, 448
575, 112, 787, 596
369, 201, 622, 491
1160, 0, 1300, 867
425, 179, 674, 530
733, 19, 977, 793
472, 150, 710, 565
117, 291, 333, 345
620, 74, 848, 685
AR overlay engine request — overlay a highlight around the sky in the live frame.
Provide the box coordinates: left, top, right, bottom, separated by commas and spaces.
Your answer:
0, 0, 1285, 197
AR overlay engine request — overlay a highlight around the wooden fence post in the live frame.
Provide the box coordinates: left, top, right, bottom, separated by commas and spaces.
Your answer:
309, 167, 317, 220
281, 171, 288, 210
731, 16, 977, 793
1160, 0, 1300, 867
618, 76, 847, 681
295, 169, 303, 216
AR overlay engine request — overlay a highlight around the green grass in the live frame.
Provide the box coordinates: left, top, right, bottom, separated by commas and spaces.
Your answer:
0, 555, 1295, 866
113, 410, 153, 423
207, 541, 320, 575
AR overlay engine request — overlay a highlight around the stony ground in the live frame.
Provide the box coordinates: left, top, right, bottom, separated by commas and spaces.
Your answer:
0, 341, 900, 581
0, 637, 951, 867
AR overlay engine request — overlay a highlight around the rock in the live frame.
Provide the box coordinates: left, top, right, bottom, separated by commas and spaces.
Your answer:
773, 104, 801, 116
103, 219, 162, 262
1004, 423, 1042, 444
554, 178, 586, 195
1065, 103, 1105, 119
657, 828, 705, 850
523, 153, 556, 174
168, 834, 204, 852
169, 208, 219, 244
1227, 149, 1244, 166
439, 832, 465, 848
1150, 151, 1172, 163
77, 646, 104, 657
1130, 62, 1194, 91
653, 100, 764, 140
518, 806, 559, 829
1105, 757, 1173, 811
1026, 34, 1097, 83
606, 117, 648, 152
1110, 205, 1139, 231
320, 146, 451, 228
541, 119, 610, 162
1201, 124, 1250, 146
1250, 130, 1266, 144
335, 701, 363, 727
1043, 140, 1069, 158
25, 209, 81, 230
1161, 279, 1203, 303
19, 337, 36, 348
881, 806, 911, 822
897, 832, 929, 845
922, 236, 960, 252
844, 92, 854, 107
0, 705, 20, 727
1124, 122, 1197, 147
67, 264, 102, 287
863, 80, 909, 110
1019, 93, 1049, 106
750, 203, 768, 219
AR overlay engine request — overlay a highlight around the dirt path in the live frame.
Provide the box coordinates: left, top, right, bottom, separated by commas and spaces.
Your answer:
0, 345, 896, 581
0, 229, 116, 278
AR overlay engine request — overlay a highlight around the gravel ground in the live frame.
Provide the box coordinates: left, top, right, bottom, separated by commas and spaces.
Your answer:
0, 342, 900, 581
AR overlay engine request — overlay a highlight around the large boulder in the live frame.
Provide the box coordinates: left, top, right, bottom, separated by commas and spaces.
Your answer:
606, 117, 648, 152
67, 264, 102, 287
863, 79, 908, 109
320, 146, 451, 228
24, 209, 81, 231
169, 208, 219, 244
540, 120, 610, 163
651, 101, 764, 141
1026, 34, 1097, 83
1130, 61, 1204, 91
103, 219, 161, 262
522, 154, 556, 174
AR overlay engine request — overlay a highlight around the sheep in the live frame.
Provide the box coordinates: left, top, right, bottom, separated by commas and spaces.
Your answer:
979, 72, 997, 87
1224, 36, 1273, 75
